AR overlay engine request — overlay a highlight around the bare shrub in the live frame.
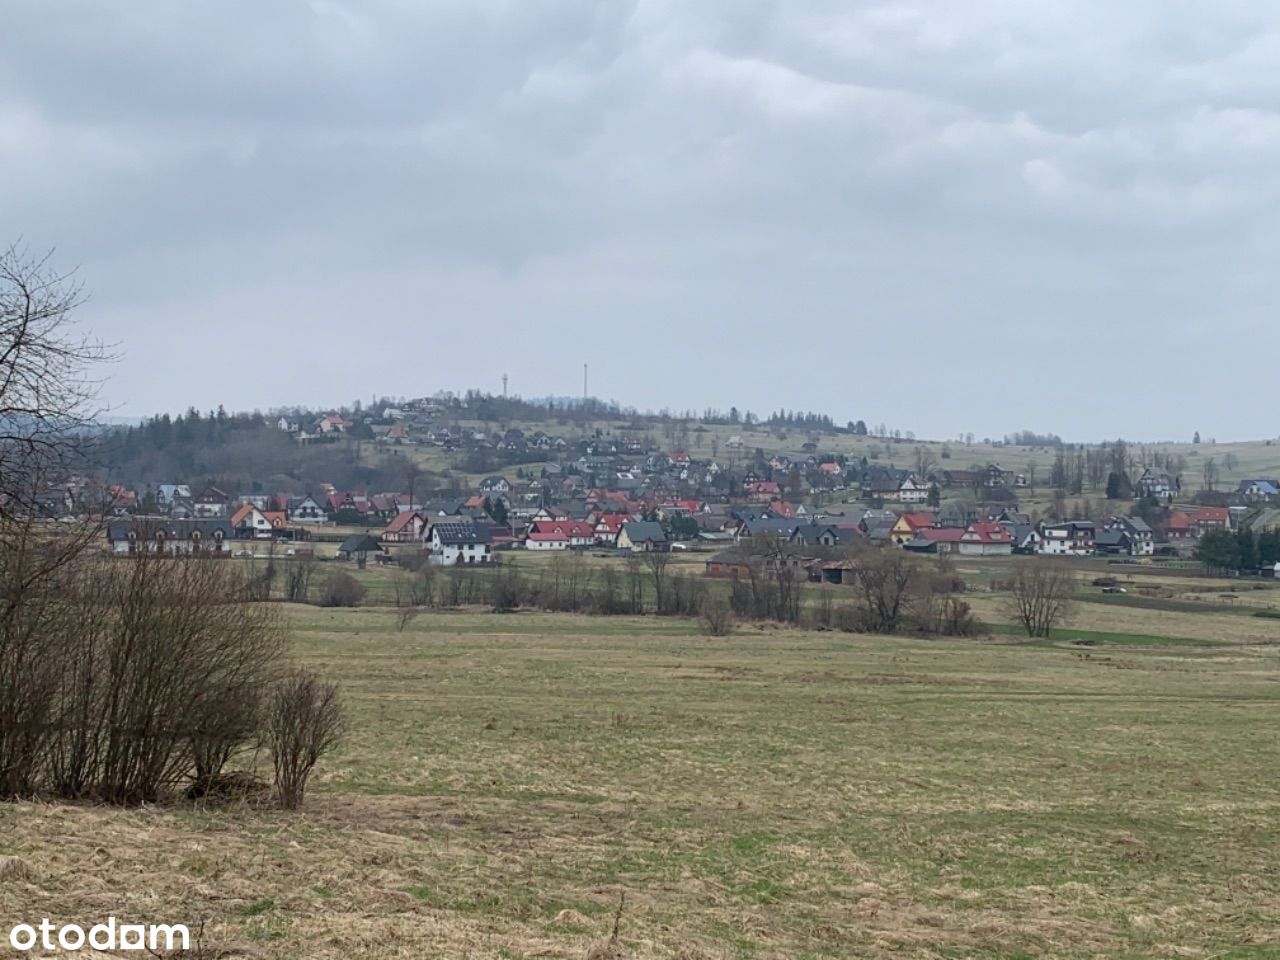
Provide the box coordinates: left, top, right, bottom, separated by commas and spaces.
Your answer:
266, 668, 347, 810
701, 596, 733, 637
48, 550, 283, 804
489, 564, 527, 612
323, 571, 366, 608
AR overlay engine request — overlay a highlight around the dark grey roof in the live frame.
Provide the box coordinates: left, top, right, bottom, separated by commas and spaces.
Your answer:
740, 518, 800, 537
338, 534, 383, 555
621, 521, 667, 544
1118, 516, 1153, 534
422, 499, 465, 516
107, 517, 233, 541
790, 524, 842, 546
432, 521, 492, 546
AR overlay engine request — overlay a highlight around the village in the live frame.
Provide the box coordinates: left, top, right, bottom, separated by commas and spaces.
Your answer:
63, 398, 1280, 579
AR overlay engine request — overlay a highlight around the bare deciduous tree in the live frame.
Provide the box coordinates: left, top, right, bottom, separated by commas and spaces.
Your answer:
283, 555, 317, 603
1005, 562, 1075, 638
0, 244, 110, 515
850, 550, 916, 634
393, 564, 435, 629
641, 549, 672, 614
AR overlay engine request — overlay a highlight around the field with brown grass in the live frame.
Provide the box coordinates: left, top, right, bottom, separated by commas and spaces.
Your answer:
4, 602, 1280, 958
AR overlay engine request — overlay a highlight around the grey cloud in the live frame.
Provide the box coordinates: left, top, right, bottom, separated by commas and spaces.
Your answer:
2, 0, 1279, 440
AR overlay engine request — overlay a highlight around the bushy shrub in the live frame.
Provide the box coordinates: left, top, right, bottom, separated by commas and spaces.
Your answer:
323, 571, 366, 607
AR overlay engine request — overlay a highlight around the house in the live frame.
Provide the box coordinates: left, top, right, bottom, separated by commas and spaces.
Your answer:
287, 495, 330, 524
193, 486, 230, 519
744, 481, 782, 502
1165, 511, 1195, 542
1191, 506, 1230, 535
1038, 520, 1096, 556
593, 513, 632, 546
337, 533, 384, 564
617, 521, 669, 553
897, 476, 931, 503
231, 504, 278, 539
958, 521, 1013, 556
984, 464, 1015, 489
936, 470, 984, 488
317, 414, 348, 434
765, 500, 806, 519
525, 520, 595, 550
1002, 523, 1042, 554
106, 518, 234, 555
891, 512, 936, 546
479, 476, 511, 495
789, 524, 842, 548
429, 522, 493, 565
736, 518, 801, 542
936, 501, 977, 529
383, 510, 426, 543
1135, 468, 1177, 502
1238, 479, 1279, 503
704, 551, 755, 579
903, 527, 965, 554
1104, 516, 1155, 556
1094, 529, 1133, 555
155, 484, 192, 509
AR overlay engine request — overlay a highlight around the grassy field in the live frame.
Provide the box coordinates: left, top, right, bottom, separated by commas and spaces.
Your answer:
4, 601, 1280, 958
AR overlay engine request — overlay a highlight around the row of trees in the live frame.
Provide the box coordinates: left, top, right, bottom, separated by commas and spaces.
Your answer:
380, 546, 987, 640
1196, 528, 1280, 573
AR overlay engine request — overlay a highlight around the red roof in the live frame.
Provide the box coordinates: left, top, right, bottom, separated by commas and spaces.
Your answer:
1193, 506, 1229, 523
384, 511, 422, 535
230, 504, 255, 526
1166, 511, 1193, 530
915, 527, 965, 542
898, 512, 935, 531
527, 520, 595, 541
962, 521, 1013, 544
594, 514, 629, 534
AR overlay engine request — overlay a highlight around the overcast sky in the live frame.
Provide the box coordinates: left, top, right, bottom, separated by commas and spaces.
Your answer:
3, 1, 1278, 442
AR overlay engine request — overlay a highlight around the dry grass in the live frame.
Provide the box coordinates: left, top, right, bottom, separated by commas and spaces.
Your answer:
4, 605, 1280, 958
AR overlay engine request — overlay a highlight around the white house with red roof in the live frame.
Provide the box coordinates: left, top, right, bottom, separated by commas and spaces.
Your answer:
525, 519, 595, 550
593, 513, 632, 545
958, 521, 1014, 556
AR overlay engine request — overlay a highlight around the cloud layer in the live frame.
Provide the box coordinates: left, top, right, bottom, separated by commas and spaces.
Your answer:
4, 0, 1279, 440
